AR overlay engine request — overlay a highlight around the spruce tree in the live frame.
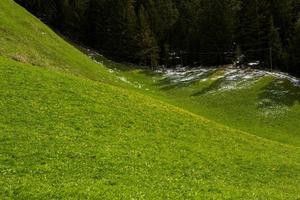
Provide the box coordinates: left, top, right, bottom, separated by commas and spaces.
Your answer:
289, 18, 300, 75
196, 0, 235, 64
137, 5, 159, 67
236, 0, 261, 61
268, 16, 283, 69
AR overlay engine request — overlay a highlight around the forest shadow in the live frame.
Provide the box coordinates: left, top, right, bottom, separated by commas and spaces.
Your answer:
156, 77, 200, 90
91, 53, 143, 72
257, 79, 300, 109
138, 69, 160, 77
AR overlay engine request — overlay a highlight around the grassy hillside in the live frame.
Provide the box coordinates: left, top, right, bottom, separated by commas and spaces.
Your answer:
0, 0, 299, 199
93, 55, 300, 146
0, 0, 114, 82
1, 56, 299, 199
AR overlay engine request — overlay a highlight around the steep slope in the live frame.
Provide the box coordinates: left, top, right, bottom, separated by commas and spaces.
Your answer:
0, 56, 299, 199
0, 0, 113, 82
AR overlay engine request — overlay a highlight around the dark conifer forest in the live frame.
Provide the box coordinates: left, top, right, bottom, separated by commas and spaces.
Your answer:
15, 0, 300, 75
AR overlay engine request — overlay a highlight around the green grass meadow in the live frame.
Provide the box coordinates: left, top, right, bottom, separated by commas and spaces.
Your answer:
96, 56, 300, 146
0, 0, 299, 199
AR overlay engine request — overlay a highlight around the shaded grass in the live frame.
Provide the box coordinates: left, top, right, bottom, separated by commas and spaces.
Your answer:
258, 79, 300, 108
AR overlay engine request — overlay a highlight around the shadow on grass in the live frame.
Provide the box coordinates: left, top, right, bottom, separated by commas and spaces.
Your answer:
191, 77, 227, 96
91, 53, 144, 72
257, 79, 300, 109
137, 69, 160, 77
155, 70, 217, 91
90, 51, 221, 92
156, 77, 199, 91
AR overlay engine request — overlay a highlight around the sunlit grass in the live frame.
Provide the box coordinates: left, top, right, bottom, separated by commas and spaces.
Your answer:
1, 56, 300, 199
0, 0, 299, 199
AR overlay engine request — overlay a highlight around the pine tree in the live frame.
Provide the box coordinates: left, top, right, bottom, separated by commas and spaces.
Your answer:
55, 0, 89, 39
120, 0, 139, 61
196, 0, 235, 64
270, 0, 294, 47
269, 16, 282, 69
84, 0, 102, 47
137, 5, 159, 67
289, 18, 300, 75
236, 0, 261, 60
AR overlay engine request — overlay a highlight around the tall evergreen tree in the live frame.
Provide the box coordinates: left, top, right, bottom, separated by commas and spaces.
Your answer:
268, 16, 283, 69
236, 0, 262, 60
289, 17, 300, 75
137, 5, 159, 67
195, 0, 235, 64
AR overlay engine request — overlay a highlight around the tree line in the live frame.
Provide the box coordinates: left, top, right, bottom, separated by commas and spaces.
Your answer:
15, 0, 300, 75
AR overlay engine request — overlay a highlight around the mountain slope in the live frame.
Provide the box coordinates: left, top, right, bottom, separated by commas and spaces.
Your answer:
0, 56, 299, 199
93, 55, 300, 146
0, 0, 299, 199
